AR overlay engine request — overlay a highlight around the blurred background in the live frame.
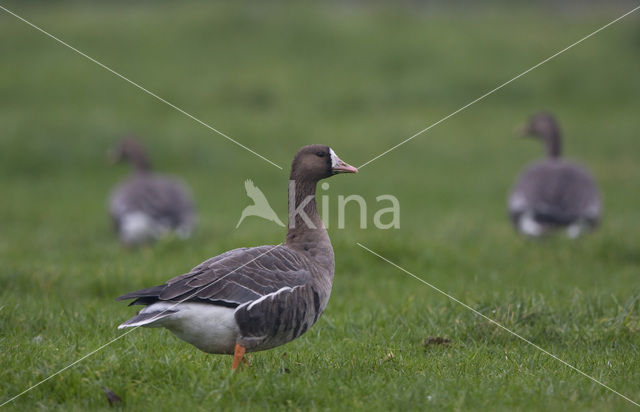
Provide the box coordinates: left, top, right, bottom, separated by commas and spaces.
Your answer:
1, 1, 639, 409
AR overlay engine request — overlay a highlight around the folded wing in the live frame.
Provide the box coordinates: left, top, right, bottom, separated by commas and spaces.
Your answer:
116, 245, 312, 308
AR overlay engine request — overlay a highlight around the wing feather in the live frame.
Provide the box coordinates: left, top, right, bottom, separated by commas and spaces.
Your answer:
116, 245, 313, 308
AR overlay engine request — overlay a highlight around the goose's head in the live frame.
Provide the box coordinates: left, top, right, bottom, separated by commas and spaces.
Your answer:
109, 137, 151, 171
290, 145, 357, 181
518, 112, 560, 141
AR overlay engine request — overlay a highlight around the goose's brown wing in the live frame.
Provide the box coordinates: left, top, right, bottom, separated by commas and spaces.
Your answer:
109, 174, 195, 228
116, 245, 312, 307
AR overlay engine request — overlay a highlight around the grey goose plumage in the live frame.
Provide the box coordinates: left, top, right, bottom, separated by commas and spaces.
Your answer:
108, 138, 196, 246
117, 145, 357, 368
508, 113, 601, 238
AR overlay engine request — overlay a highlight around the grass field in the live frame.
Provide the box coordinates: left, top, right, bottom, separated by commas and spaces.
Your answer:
2, 1, 640, 410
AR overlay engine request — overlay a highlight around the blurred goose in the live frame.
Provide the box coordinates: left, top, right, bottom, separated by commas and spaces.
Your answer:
109, 137, 196, 246
117, 145, 357, 369
508, 112, 601, 238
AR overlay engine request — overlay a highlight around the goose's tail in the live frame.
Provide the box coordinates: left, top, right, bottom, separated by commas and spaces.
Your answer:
118, 304, 178, 329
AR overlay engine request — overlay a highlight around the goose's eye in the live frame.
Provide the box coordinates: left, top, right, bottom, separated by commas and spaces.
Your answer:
316, 152, 326, 157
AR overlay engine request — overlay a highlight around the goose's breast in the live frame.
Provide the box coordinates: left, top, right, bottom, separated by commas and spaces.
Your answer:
235, 284, 329, 352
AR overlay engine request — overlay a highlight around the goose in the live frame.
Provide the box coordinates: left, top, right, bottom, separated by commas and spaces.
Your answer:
117, 145, 357, 369
108, 137, 196, 246
508, 112, 601, 238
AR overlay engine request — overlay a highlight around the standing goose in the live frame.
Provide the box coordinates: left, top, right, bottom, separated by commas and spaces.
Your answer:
117, 145, 357, 369
508, 112, 601, 238
109, 137, 196, 246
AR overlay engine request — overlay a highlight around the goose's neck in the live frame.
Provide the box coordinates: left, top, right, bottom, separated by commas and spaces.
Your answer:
130, 152, 152, 173
545, 129, 562, 159
285, 176, 334, 270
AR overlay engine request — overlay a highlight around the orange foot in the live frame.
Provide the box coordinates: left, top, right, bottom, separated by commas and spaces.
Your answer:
232, 344, 246, 370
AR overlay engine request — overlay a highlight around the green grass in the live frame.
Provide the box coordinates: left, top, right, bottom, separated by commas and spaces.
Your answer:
2, 1, 640, 410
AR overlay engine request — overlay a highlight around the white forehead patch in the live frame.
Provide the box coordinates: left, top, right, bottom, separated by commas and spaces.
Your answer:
329, 148, 339, 168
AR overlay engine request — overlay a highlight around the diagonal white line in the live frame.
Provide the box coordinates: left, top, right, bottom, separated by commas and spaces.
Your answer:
0, 4, 283, 170
356, 242, 640, 408
358, 4, 640, 169
0, 327, 139, 408
0, 243, 284, 408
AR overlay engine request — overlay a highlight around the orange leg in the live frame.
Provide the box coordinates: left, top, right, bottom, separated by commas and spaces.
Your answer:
232, 344, 246, 370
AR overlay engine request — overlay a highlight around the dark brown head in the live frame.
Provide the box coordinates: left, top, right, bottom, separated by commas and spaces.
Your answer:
109, 137, 151, 172
518, 112, 562, 158
519, 112, 560, 139
290, 144, 357, 181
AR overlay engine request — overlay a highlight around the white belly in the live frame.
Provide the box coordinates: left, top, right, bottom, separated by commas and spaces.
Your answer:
119, 212, 165, 244
147, 302, 240, 354
518, 212, 545, 237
